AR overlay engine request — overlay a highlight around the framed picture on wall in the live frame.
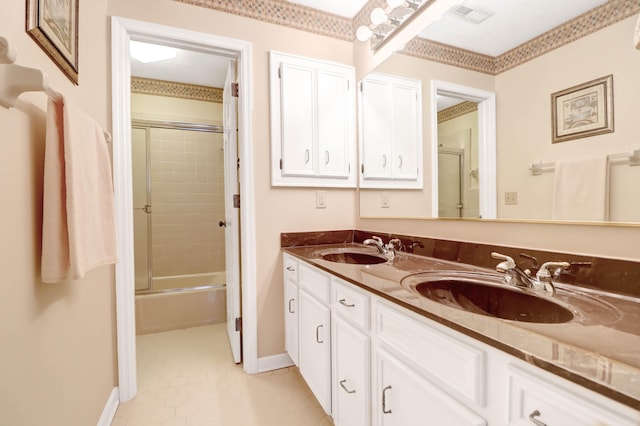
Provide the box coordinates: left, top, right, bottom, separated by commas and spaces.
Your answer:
551, 74, 614, 143
27, 0, 79, 84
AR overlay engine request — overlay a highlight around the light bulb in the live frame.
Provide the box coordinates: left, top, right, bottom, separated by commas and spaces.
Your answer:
387, 0, 405, 9
370, 7, 387, 26
356, 25, 373, 42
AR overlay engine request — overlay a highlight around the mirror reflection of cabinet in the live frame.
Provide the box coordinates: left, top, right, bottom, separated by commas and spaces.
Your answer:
359, 73, 423, 189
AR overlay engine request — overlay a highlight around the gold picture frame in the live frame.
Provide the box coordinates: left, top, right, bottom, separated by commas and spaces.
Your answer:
26, 0, 79, 84
551, 75, 614, 143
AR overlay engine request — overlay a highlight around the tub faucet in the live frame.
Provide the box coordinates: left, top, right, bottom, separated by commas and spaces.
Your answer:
491, 252, 570, 295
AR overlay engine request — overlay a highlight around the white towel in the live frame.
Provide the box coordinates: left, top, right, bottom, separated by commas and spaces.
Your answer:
41, 96, 117, 283
551, 157, 609, 221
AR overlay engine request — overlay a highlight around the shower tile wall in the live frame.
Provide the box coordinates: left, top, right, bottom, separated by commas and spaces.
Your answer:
150, 128, 225, 277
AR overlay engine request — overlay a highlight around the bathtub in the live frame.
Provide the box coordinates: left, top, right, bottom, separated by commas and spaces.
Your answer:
135, 272, 227, 335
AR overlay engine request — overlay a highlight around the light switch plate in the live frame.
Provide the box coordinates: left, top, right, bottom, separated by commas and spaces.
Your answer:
381, 191, 390, 208
505, 191, 518, 205
316, 191, 327, 208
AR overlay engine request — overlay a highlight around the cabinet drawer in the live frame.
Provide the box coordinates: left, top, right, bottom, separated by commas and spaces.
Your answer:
331, 278, 370, 330
283, 253, 298, 281
374, 301, 485, 407
508, 364, 638, 426
299, 263, 330, 303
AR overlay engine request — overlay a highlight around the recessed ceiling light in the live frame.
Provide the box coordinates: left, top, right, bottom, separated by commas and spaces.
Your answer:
130, 41, 177, 64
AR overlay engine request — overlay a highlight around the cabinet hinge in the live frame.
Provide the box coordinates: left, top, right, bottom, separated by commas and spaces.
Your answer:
279, 158, 283, 170
231, 83, 239, 98
360, 82, 363, 92
361, 164, 364, 174
235, 317, 242, 332
278, 66, 282, 79
233, 194, 240, 208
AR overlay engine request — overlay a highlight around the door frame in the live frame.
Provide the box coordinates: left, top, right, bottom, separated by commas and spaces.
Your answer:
430, 80, 496, 219
111, 16, 257, 402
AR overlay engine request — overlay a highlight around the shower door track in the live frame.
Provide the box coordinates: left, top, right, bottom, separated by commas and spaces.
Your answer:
132, 119, 225, 293
132, 119, 224, 134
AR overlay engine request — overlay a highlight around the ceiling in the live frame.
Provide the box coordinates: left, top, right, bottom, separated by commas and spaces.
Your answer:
131, 0, 608, 88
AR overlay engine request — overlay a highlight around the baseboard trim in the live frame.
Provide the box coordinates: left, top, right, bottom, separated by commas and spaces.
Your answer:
97, 387, 119, 426
257, 353, 294, 373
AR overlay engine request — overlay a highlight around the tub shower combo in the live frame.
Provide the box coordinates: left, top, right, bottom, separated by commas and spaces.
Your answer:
132, 120, 227, 334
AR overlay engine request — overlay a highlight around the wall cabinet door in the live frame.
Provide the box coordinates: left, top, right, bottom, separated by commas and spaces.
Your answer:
299, 289, 332, 414
359, 73, 422, 189
374, 348, 486, 426
332, 315, 370, 426
279, 63, 316, 178
270, 51, 356, 187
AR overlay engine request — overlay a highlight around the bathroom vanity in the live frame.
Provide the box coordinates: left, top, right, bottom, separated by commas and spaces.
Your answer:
282, 231, 640, 425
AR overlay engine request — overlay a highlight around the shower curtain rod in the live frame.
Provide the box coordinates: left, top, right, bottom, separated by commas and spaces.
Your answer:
132, 119, 224, 133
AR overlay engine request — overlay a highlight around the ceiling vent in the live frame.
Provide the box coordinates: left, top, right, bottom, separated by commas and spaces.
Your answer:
448, 5, 493, 24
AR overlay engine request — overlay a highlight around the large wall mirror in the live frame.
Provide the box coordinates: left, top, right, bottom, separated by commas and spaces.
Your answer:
358, 0, 640, 224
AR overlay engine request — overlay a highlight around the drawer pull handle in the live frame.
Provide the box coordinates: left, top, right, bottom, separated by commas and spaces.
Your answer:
305, 149, 310, 164
288, 298, 295, 313
316, 325, 323, 344
339, 298, 355, 308
286, 266, 295, 271
339, 379, 356, 394
528, 410, 546, 426
382, 385, 392, 414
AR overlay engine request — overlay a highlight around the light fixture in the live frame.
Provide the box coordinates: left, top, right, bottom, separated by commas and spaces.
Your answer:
356, 0, 429, 47
130, 41, 177, 64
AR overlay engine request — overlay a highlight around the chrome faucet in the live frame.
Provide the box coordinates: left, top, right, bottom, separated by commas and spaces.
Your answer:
363, 236, 399, 260
491, 252, 570, 295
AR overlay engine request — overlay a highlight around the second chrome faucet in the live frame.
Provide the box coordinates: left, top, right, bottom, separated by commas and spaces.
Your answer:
491, 252, 570, 295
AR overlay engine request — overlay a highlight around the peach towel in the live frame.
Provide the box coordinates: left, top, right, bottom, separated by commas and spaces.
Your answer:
551, 157, 609, 222
41, 96, 117, 283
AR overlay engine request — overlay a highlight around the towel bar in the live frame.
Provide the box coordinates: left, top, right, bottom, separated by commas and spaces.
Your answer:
0, 36, 112, 143
529, 149, 640, 175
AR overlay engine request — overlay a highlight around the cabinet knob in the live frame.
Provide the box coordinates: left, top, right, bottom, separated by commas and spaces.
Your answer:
382, 385, 392, 414
398, 155, 403, 168
219, 220, 227, 227
382, 154, 387, 167
339, 298, 355, 308
339, 379, 356, 394
286, 266, 295, 272
288, 298, 295, 313
325, 150, 330, 164
528, 410, 546, 426
315, 324, 324, 343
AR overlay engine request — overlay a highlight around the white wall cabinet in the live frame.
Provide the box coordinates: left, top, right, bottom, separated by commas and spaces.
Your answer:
359, 73, 423, 189
270, 51, 356, 187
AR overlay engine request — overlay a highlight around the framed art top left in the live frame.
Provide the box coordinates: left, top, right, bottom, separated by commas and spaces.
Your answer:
27, 0, 79, 84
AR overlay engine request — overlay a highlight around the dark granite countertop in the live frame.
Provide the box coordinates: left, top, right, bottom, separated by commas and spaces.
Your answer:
283, 242, 640, 411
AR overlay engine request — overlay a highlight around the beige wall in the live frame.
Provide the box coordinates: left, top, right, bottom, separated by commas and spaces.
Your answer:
497, 15, 640, 222
108, 0, 358, 357
0, 0, 116, 425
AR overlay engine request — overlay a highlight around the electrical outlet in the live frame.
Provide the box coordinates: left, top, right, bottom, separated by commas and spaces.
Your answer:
316, 191, 327, 209
505, 191, 518, 205
381, 191, 390, 208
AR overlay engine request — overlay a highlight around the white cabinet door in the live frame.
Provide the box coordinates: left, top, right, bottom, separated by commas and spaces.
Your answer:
374, 348, 486, 426
299, 289, 332, 414
279, 62, 315, 177
317, 69, 351, 179
332, 315, 370, 426
359, 73, 422, 189
284, 276, 299, 366
391, 81, 420, 181
360, 77, 392, 180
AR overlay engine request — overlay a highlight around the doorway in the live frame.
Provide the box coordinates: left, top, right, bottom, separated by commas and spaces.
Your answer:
111, 17, 257, 402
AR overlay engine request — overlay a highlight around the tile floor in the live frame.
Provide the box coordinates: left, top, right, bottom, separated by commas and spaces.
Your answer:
112, 324, 333, 426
